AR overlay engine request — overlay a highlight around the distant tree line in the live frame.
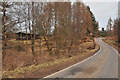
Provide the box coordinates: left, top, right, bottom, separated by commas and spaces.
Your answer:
106, 18, 119, 38
106, 18, 120, 48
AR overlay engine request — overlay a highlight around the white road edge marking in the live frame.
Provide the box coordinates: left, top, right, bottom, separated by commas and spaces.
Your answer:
43, 39, 102, 78
102, 39, 120, 56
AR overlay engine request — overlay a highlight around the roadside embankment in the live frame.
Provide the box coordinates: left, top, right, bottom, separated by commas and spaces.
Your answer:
2, 38, 100, 78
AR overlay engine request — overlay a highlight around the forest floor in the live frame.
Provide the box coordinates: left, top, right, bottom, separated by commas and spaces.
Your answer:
2, 37, 100, 78
103, 36, 120, 53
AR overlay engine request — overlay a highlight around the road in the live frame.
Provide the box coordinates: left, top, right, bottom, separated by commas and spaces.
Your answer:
43, 38, 119, 78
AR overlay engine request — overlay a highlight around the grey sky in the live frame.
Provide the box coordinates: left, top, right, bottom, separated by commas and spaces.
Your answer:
83, 1, 118, 30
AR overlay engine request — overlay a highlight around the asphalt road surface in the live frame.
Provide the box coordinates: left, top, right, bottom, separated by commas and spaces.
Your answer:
44, 38, 119, 78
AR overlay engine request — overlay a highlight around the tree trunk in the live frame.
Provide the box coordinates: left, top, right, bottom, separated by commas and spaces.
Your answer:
43, 36, 51, 55
31, 2, 35, 56
54, 14, 59, 54
2, 4, 7, 59
25, 11, 28, 41
39, 38, 41, 54
28, 3, 32, 40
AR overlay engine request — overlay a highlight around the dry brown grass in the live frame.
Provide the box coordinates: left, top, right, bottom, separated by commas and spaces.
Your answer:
2, 37, 99, 78
103, 36, 120, 53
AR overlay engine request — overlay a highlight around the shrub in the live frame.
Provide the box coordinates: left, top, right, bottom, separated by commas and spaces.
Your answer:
14, 44, 25, 52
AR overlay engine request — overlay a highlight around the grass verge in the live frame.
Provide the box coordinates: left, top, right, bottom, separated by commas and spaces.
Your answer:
103, 38, 120, 53
3, 39, 100, 78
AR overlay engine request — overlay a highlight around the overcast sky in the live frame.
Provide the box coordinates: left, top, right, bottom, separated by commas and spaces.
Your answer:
83, 0, 119, 30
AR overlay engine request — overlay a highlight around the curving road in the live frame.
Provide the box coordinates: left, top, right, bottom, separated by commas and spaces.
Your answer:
43, 38, 119, 78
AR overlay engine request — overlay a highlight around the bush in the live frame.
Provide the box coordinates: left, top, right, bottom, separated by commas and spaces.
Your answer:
90, 37, 94, 40
14, 44, 25, 52
99, 33, 107, 37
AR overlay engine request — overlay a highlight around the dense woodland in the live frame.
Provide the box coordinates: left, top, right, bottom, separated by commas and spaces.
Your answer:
0, 2, 101, 73
1, 2, 98, 58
